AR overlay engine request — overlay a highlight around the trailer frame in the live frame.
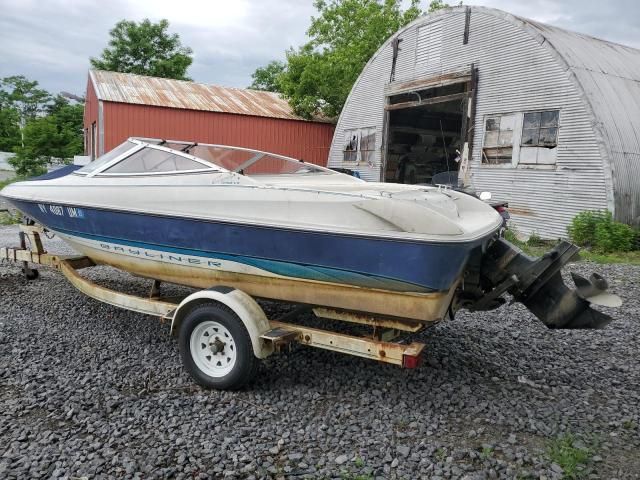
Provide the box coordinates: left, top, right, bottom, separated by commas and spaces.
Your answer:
2, 225, 427, 389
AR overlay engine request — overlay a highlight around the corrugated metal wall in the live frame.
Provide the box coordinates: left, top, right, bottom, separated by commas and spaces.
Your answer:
528, 22, 640, 226
328, 52, 393, 181
329, 7, 613, 238
85, 102, 334, 167
461, 10, 608, 239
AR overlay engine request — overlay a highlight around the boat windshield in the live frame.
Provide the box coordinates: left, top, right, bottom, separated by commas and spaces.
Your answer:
78, 139, 334, 177
187, 145, 328, 175
75, 141, 137, 174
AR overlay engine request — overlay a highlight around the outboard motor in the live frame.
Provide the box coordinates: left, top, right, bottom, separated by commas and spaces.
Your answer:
464, 239, 620, 329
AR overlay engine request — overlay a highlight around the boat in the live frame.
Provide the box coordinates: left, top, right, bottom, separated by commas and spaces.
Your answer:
0, 138, 619, 329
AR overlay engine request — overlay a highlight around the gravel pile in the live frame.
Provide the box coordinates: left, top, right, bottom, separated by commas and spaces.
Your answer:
1, 224, 639, 479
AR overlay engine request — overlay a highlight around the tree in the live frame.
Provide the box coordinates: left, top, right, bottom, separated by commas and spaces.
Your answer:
0, 107, 21, 152
10, 101, 84, 177
251, 0, 422, 118
0, 76, 51, 121
91, 19, 193, 80
428, 0, 451, 11
0, 76, 51, 147
0, 76, 84, 176
249, 60, 286, 92
48, 100, 85, 158
9, 117, 55, 176
251, 0, 453, 119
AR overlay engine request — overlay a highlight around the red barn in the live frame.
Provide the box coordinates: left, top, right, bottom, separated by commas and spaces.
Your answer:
83, 70, 334, 165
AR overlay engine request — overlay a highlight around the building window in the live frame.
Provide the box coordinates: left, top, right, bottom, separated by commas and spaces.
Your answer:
520, 110, 559, 166
343, 127, 376, 165
359, 127, 376, 166
482, 114, 515, 165
343, 130, 358, 162
522, 110, 559, 147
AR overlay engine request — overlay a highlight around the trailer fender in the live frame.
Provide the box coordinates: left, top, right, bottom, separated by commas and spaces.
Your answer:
171, 287, 274, 359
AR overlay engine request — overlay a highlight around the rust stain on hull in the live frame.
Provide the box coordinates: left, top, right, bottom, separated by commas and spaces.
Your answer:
74, 243, 457, 323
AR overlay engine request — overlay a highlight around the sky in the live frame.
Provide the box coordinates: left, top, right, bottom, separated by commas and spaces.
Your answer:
0, 0, 638, 97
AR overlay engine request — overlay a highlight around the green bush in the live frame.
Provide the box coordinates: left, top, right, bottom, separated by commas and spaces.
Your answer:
568, 210, 636, 253
594, 218, 635, 253
8, 150, 48, 177
527, 231, 545, 247
568, 211, 604, 247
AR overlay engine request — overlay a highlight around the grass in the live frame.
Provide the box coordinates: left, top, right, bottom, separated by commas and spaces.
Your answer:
578, 249, 640, 265
0, 175, 22, 190
504, 229, 556, 257
0, 175, 22, 225
480, 446, 494, 459
0, 211, 21, 225
504, 229, 640, 265
546, 433, 591, 479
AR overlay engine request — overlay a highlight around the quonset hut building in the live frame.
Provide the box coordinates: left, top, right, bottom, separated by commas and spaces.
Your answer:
328, 6, 640, 238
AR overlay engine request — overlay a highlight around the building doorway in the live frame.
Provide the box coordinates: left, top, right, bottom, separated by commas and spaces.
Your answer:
383, 75, 473, 186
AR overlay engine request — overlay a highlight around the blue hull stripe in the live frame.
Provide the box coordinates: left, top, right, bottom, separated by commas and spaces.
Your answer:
54, 227, 423, 291
7, 198, 492, 292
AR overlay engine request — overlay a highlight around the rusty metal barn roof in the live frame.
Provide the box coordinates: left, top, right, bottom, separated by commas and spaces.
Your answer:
89, 70, 317, 122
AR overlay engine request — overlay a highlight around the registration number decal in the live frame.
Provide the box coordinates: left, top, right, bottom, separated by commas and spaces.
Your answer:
38, 204, 85, 219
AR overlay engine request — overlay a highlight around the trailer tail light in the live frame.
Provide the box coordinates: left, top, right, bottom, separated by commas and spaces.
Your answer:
402, 352, 422, 369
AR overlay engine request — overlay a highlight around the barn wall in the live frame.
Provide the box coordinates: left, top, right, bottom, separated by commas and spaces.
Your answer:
101, 103, 335, 166
83, 78, 98, 155
329, 7, 609, 239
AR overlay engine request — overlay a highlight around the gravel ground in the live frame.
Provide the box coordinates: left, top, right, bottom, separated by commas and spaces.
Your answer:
1, 224, 639, 479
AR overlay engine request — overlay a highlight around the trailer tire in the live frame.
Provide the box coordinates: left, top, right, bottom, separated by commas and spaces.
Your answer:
22, 267, 39, 280
179, 302, 258, 390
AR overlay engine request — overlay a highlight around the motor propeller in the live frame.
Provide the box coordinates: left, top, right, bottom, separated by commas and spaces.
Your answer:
570, 272, 622, 308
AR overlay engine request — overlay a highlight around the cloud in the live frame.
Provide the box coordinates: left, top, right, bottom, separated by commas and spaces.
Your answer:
0, 0, 638, 97
0, 0, 314, 95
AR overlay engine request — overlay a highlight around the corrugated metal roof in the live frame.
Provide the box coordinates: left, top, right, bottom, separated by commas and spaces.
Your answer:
89, 70, 320, 122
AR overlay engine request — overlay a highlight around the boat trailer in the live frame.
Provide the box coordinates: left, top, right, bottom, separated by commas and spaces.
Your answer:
2, 224, 620, 389
2, 225, 426, 390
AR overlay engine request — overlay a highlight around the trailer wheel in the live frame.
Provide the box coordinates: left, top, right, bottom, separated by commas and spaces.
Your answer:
179, 302, 258, 390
